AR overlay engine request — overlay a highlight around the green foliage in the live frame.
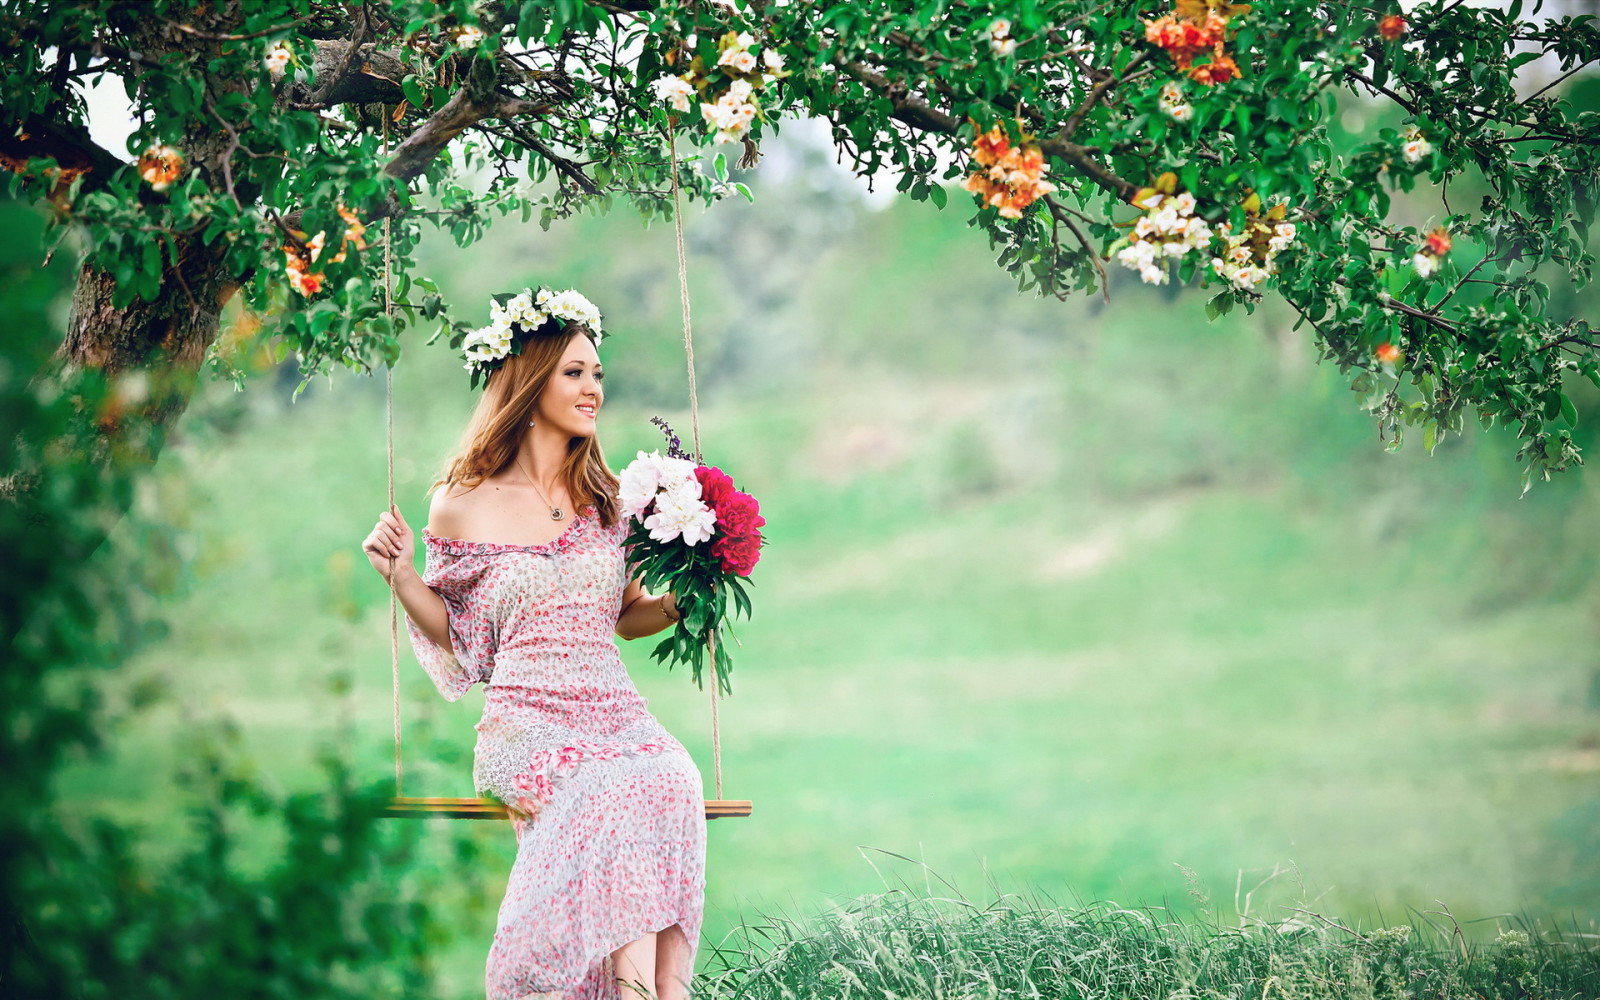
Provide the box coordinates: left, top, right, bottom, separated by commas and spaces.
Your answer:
3, 0, 1596, 486
0, 198, 457, 999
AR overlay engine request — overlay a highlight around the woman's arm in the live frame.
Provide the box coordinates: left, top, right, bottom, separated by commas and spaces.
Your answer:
363, 504, 452, 652
616, 576, 680, 641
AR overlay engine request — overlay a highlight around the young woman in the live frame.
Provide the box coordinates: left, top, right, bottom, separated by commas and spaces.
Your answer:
361, 290, 704, 1000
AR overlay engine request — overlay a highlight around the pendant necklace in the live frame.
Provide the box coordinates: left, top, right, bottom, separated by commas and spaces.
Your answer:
519, 463, 565, 520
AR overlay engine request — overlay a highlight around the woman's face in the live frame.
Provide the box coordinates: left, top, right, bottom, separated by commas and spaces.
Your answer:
533, 331, 604, 438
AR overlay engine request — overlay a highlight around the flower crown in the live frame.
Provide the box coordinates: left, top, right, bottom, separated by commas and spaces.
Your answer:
460, 287, 604, 389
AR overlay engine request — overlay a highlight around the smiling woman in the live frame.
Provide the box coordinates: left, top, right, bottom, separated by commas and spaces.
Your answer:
360, 291, 706, 1000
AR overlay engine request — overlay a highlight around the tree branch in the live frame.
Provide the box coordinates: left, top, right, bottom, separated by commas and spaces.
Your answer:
0, 115, 128, 193
835, 59, 1135, 202
1045, 195, 1110, 303
383, 88, 552, 183
1060, 51, 1148, 142
306, 2, 372, 108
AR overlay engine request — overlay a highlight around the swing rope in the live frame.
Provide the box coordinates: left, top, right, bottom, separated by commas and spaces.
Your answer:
377, 114, 741, 817
666, 123, 723, 801
383, 113, 405, 800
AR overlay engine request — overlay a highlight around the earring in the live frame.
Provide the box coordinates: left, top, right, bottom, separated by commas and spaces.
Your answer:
528, 420, 535, 427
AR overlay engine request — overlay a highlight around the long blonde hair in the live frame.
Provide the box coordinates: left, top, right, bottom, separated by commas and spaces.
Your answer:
431, 327, 619, 527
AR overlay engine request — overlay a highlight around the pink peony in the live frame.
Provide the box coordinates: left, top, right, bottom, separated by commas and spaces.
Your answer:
712, 529, 763, 577
695, 465, 736, 510
714, 490, 765, 538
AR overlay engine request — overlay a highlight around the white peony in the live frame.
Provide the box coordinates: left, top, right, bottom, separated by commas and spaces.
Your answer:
643, 480, 716, 545
618, 451, 665, 518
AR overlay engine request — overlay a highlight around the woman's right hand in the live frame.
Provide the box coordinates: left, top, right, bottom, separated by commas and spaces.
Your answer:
362, 504, 415, 583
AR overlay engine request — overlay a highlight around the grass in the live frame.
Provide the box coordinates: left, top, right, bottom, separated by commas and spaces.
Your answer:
699, 863, 1600, 1000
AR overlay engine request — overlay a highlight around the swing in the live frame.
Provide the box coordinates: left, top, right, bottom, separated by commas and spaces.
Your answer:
377, 125, 752, 822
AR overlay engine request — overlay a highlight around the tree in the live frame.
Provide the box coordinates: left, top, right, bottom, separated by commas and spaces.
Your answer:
4, 0, 1597, 515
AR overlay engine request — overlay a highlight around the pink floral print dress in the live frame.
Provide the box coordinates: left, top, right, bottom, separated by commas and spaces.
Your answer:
406, 504, 706, 1000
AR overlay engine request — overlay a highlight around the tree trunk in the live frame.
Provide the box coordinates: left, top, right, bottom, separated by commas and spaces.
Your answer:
58, 233, 235, 448
7, 235, 234, 597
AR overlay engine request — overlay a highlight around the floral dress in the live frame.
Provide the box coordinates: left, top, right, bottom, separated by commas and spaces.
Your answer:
407, 505, 706, 1000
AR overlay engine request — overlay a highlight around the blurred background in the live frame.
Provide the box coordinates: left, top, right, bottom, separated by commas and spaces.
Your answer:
14, 86, 1600, 994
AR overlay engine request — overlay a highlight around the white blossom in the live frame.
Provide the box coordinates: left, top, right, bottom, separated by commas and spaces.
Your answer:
650, 74, 695, 113
987, 18, 1015, 56
265, 43, 291, 77
1412, 252, 1437, 278
544, 289, 604, 337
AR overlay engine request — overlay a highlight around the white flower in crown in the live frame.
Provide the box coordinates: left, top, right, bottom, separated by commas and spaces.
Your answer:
462, 286, 606, 385
544, 289, 604, 337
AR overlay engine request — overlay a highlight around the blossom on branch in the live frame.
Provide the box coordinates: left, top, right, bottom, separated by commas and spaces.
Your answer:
264, 42, 291, 77
1209, 195, 1296, 292
1378, 15, 1408, 41
1411, 226, 1451, 280
651, 74, 695, 113
654, 30, 784, 145
1400, 124, 1433, 164
1111, 174, 1219, 285
1143, 0, 1250, 86
987, 18, 1017, 57
962, 124, 1056, 220
1159, 82, 1194, 122
137, 145, 184, 192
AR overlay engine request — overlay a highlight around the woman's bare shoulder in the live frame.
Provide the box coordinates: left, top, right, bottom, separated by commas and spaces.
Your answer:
427, 481, 479, 537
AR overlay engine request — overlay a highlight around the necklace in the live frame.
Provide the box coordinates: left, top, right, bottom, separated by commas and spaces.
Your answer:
516, 462, 566, 521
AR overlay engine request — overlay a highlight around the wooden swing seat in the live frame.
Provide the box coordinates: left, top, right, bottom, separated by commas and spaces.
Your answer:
382, 796, 752, 820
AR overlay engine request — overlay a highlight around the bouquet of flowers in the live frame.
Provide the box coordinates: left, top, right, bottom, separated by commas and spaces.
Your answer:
618, 418, 764, 694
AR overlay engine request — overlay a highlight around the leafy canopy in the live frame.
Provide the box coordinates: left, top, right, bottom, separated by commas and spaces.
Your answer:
4, 0, 1598, 490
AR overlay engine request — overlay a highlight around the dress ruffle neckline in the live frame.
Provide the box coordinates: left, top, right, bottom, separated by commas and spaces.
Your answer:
422, 504, 597, 556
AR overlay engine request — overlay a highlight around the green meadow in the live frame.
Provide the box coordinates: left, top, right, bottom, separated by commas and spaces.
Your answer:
47, 135, 1600, 994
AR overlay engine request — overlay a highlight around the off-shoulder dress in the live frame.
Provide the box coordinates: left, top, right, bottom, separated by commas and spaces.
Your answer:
406, 505, 706, 1000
